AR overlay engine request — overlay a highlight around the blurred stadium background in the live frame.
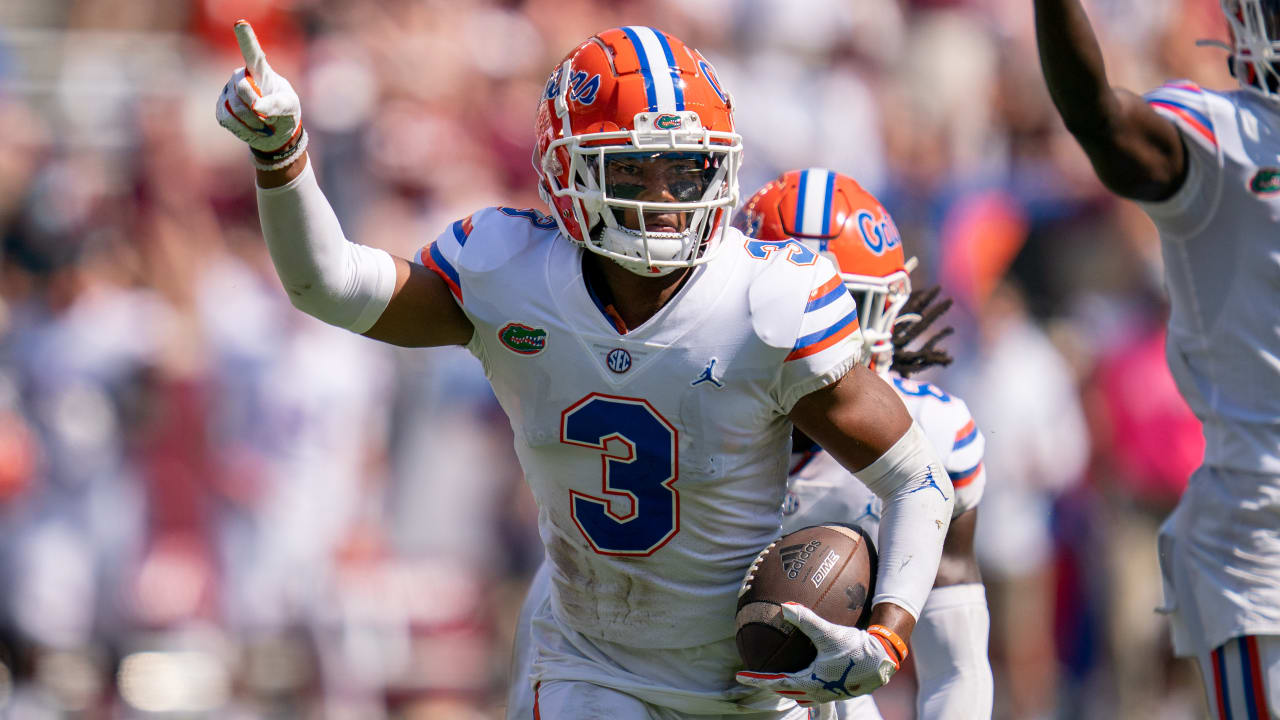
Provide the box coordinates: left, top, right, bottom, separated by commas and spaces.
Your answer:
0, 0, 1226, 717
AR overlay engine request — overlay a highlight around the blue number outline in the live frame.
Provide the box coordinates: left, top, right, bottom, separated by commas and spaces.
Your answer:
744, 237, 817, 266
892, 377, 951, 403
499, 206, 558, 229
560, 393, 680, 556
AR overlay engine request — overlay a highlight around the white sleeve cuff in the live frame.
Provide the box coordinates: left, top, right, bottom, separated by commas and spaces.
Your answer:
856, 422, 953, 619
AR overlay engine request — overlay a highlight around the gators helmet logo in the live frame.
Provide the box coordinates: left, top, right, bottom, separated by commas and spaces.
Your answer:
653, 113, 683, 130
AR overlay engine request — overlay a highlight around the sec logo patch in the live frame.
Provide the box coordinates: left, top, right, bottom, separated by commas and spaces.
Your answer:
606, 348, 632, 373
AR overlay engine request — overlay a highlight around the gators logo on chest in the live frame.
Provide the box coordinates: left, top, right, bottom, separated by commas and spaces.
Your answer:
499, 323, 548, 355
1248, 167, 1280, 197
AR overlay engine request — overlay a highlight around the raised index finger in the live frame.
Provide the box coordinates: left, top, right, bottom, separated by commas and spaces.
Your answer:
233, 20, 270, 78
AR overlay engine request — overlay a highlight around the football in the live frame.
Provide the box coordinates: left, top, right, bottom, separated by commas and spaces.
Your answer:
735, 523, 876, 672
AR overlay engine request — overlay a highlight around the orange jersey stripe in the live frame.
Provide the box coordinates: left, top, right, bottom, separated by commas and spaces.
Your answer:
809, 275, 843, 302
1246, 636, 1271, 718
419, 246, 462, 302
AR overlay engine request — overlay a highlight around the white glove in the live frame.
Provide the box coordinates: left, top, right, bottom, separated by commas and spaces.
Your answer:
216, 20, 305, 168
736, 603, 906, 705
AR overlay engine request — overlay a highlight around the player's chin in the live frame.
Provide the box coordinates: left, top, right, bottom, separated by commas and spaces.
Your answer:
642, 211, 687, 234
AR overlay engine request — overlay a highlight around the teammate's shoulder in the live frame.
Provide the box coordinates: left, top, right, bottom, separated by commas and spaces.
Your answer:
890, 374, 973, 419
891, 373, 982, 451
1143, 79, 1233, 150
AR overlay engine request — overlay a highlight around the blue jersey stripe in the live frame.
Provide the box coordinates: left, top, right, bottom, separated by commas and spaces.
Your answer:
621, 26, 658, 111
429, 243, 460, 287
1143, 95, 1212, 132
451, 220, 469, 246
650, 28, 684, 110
804, 283, 847, 313
791, 307, 859, 352
953, 426, 979, 451
948, 461, 981, 482
1238, 639, 1259, 720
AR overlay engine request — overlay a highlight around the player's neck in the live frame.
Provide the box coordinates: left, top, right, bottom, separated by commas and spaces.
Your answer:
583, 252, 692, 332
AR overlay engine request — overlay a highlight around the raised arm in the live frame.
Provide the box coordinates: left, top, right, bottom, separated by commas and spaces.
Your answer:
1035, 0, 1187, 201
217, 21, 472, 347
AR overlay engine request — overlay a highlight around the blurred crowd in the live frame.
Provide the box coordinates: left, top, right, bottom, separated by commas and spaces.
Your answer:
0, 0, 1225, 717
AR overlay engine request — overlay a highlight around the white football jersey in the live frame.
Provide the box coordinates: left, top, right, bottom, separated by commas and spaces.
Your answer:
418, 208, 863, 650
782, 373, 985, 540
1140, 82, 1280, 476
1141, 81, 1280, 656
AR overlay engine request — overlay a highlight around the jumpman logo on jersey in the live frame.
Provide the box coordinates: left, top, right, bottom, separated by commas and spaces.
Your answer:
907, 468, 949, 502
853, 501, 880, 525
691, 357, 724, 388
811, 658, 857, 698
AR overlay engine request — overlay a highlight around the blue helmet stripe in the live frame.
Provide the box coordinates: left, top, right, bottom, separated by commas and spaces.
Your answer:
821, 171, 835, 235
621, 26, 659, 111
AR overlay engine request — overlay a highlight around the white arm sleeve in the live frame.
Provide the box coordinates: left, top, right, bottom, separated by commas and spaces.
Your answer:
256, 160, 397, 333
912, 583, 993, 720
855, 421, 953, 619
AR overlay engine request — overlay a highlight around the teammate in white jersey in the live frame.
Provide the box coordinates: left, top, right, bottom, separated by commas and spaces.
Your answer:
217, 22, 956, 719
1036, 1, 1280, 716
738, 170, 993, 720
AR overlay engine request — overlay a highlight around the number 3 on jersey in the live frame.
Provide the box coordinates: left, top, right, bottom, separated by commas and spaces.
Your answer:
560, 394, 679, 556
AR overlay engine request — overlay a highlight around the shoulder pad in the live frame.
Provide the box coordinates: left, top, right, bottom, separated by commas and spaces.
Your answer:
742, 231, 836, 350
452, 206, 558, 275
416, 206, 559, 305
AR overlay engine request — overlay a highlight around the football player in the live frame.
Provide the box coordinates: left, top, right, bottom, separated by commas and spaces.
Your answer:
738, 170, 992, 720
508, 170, 994, 720
218, 22, 954, 719
1035, 0, 1280, 715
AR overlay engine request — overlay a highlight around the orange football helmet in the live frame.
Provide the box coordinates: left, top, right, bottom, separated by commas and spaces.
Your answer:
533, 27, 742, 276
735, 168, 916, 358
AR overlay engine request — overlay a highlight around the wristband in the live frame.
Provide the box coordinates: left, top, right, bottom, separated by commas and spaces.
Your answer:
868, 624, 909, 666
252, 127, 308, 171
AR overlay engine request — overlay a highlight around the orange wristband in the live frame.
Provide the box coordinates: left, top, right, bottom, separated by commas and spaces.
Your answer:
867, 624, 909, 667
